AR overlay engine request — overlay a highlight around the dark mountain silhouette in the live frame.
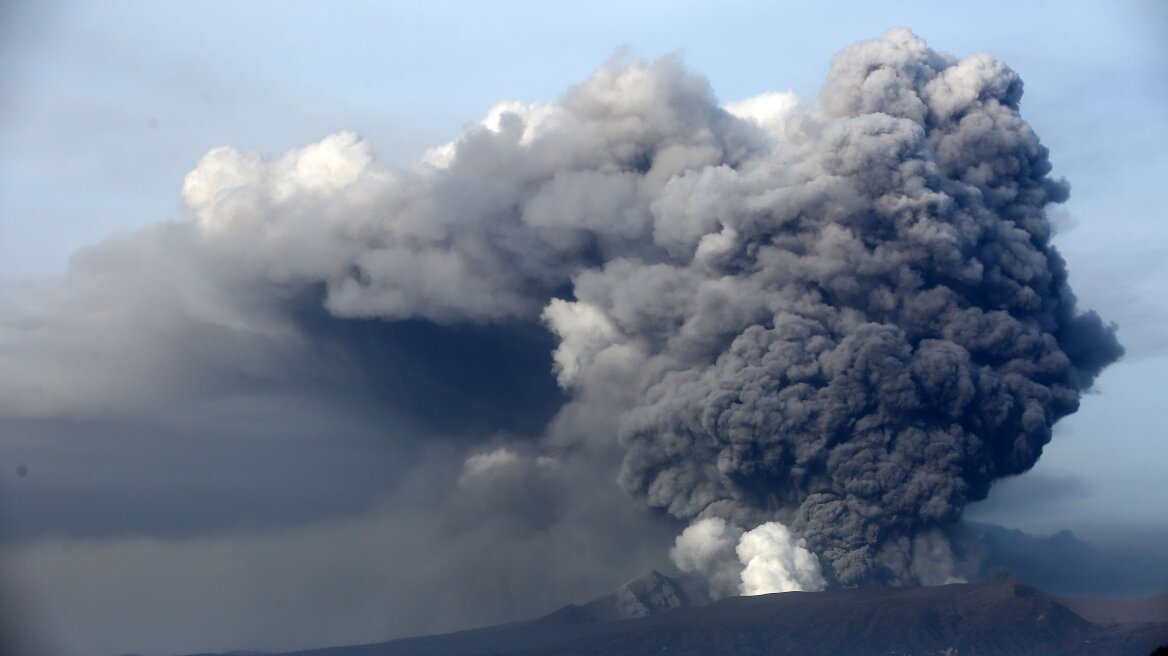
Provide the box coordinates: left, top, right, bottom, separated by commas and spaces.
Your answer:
965, 522, 1168, 598
564, 570, 708, 622
189, 577, 1168, 656
1055, 591, 1168, 627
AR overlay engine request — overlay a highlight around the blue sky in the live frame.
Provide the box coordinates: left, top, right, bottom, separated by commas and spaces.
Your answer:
1, 2, 1165, 654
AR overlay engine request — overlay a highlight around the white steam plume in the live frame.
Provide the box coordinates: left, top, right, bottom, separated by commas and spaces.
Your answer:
736, 522, 826, 595
671, 518, 826, 598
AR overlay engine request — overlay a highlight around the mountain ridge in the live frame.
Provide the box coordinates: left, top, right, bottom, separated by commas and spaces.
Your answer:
187, 578, 1168, 656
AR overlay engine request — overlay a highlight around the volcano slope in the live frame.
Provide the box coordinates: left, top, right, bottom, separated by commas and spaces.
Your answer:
200, 578, 1167, 656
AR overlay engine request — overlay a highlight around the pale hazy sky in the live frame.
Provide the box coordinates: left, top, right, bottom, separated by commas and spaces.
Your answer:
1, 2, 1165, 655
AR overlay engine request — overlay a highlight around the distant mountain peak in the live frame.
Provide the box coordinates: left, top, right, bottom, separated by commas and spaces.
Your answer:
554, 570, 702, 623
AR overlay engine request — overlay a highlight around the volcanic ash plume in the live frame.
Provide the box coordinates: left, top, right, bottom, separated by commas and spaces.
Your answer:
539, 28, 1122, 587
31, 28, 1122, 594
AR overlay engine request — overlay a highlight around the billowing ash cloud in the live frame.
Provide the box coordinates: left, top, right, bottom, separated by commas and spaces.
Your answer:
546, 27, 1124, 586
1, 27, 1122, 631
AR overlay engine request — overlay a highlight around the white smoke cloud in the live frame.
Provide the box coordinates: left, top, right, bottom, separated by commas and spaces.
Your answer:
461, 448, 524, 481
736, 522, 826, 595
542, 299, 622, 388
671, 518, 825, 598
722, 91, 802, 139
460, 448, 560, 486
183, 131, 374, 231
422, 100, 565, 170
670, 518, 744, 599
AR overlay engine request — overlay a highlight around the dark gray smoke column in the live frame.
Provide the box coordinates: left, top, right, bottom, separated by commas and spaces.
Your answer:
546, 28, 1123, 586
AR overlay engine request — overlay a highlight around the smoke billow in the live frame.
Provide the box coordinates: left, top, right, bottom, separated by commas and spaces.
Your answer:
671, 517, 745, 598
1, 26, 1122, 614
672, 518, 825, 598
548, 27, 1123, 587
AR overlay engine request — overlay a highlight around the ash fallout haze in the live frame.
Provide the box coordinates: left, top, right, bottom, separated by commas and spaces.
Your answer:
1, 2, 1166, 656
